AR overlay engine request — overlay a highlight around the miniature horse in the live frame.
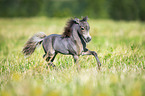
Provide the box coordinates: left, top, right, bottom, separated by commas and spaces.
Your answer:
22, 16, 101, 70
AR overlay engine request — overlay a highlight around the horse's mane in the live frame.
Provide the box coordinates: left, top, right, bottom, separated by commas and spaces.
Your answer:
62, 19, 75, 38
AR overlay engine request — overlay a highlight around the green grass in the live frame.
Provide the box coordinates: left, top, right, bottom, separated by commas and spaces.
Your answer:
0, 17, 145, 96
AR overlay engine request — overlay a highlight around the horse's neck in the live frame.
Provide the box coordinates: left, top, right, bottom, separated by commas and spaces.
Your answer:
71, 25, 81, 43
70, 25, 84, 54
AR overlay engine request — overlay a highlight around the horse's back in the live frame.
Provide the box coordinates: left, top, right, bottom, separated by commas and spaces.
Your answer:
43, 34, 61, 42
42, 34, 61, 53
42, 34, 76, 55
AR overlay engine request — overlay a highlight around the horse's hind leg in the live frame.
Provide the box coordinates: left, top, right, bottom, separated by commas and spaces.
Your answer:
42, 38, 57, 68
50, 52, 57, 62
44, 52, 57, 67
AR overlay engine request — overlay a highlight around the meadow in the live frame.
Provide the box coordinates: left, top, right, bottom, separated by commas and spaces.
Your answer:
0, 17, 145, 96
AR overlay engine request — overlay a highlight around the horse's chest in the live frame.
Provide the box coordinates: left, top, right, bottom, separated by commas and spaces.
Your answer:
78, 44, 83, 55
75, 42, 84, 55
67, 42, 82, 55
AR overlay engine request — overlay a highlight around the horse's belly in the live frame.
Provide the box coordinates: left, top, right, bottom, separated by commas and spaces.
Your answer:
53, 38, 70, 54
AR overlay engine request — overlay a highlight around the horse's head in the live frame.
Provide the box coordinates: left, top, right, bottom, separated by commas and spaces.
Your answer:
74, 16, 91, 43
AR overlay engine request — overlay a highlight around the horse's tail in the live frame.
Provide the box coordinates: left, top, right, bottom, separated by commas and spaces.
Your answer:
22, 32, 46, 56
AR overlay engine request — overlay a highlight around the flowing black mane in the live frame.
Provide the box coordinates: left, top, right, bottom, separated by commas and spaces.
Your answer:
62, 19, 75, 38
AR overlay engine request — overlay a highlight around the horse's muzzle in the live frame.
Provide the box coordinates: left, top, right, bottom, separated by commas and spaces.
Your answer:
86, 37, 91, 43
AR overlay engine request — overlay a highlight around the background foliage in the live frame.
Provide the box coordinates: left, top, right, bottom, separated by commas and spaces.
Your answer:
0, 0, 145, 21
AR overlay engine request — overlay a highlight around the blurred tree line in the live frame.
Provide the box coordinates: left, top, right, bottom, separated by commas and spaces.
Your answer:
0, 0, 145, 21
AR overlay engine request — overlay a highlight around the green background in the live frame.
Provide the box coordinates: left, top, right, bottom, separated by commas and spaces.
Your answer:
0, 0, 145, 21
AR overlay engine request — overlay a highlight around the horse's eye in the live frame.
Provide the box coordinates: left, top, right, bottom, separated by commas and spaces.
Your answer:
81, 27, 84, 30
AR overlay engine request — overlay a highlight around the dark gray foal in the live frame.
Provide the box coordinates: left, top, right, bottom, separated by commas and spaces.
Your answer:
22, 16, 101, 70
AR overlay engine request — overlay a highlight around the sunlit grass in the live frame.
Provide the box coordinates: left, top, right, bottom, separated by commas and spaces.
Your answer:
0, 17, 145, 96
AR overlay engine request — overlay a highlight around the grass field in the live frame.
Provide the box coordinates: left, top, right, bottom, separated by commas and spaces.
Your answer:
0, 17, 145, 96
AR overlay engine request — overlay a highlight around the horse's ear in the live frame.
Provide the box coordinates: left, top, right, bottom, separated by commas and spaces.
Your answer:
82, 16, 88, 21
74, 18, 80, 24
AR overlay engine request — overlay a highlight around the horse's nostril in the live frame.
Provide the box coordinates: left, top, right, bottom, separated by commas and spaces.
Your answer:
87, 37, 91, 41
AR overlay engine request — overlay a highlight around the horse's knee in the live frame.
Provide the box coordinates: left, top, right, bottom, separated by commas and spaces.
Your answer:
46, 57, 51, 62
91, 51, 98, 56
45, 52, 56, 62
43, 53, 52, 61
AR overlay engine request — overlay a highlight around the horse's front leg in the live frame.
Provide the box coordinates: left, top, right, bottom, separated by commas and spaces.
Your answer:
82, 49, 101, 70
73, 55, 80, 71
